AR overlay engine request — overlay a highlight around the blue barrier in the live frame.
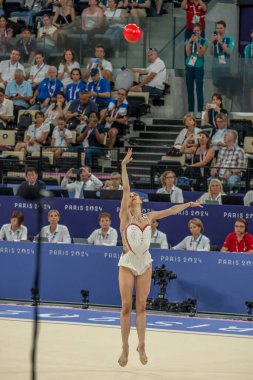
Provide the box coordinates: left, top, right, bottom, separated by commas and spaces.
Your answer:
0, 242, 252, 314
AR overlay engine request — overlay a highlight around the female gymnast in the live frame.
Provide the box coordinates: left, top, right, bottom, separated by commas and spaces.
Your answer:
118, 148, 201, 367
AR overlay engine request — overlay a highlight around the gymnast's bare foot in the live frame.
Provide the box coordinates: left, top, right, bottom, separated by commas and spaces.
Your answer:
137, 345, 148, 365
118, 345, 129, 367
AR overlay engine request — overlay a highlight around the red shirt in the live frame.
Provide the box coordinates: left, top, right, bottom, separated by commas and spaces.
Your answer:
185, 2, 207, 31
222, 232, 253, 253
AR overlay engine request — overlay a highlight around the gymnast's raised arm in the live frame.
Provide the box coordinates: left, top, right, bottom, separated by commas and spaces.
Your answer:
147, 201, 202, 221
119, 148, 133, 220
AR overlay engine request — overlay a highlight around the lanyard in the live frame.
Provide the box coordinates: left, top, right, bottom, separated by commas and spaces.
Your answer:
190, 234, 203, 249
216, 37, 227, 55
8, 229, 20, 241
48, 80, 56, 97
236, 238, 246, 252
199, 149, 207, 162
47, 230, 58, 243
33, 63, 45, 79
69, 81, 81, 100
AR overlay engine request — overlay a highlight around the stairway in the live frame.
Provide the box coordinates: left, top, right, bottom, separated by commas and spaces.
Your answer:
112, 118, 185, 188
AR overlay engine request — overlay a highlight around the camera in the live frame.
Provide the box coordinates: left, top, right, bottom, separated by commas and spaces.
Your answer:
72, 168, 81, 175
152, 264, 177, 282
207, 103, 216, 109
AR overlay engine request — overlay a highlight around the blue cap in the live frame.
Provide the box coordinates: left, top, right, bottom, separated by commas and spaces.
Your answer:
90, 68, 99, 76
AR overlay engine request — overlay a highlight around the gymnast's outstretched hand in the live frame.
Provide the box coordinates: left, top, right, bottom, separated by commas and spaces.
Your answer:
122, 148, 133, 166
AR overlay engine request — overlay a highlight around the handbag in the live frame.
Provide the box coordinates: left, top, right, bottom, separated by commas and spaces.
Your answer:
167, 146, 182, 157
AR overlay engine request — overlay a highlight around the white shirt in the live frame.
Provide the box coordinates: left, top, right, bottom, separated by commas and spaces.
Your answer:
211, 128, 227, 151
146, 57, 166, 90
30, 63, 49, 84
172, 234, 210, 251
37, 224, 71, 243
37, 26, 57, 46
244, 191, 253, 206
0, 224, 27, 241
87, 226, 118, 246
199, 192, 223, 205
26, 122, 50, 153
58, 61, 80, 87
151, 229, 169, 249
52, 127, 72, 147
0, 60, 25, 83
61, 174, 103, 198
0, 98, 14, 127
156, 185, 184, 203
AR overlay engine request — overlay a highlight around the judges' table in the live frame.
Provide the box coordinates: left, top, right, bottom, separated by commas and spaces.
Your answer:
0, 242, 252, 314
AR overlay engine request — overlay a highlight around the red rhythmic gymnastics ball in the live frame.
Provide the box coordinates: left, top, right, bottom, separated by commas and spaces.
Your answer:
123, 24, 142, 43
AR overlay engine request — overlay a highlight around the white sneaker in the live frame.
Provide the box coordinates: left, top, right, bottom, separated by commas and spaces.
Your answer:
195, 112, 202, 119
105, 152, 111, 159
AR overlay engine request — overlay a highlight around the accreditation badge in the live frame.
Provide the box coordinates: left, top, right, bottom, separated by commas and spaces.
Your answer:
218, 55, 226, 65
188, 56, 197, 66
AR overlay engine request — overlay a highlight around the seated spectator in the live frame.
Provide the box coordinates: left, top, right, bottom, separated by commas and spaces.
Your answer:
210, 130, 245, 189
1, 25, 15, 53
65, 68, 86, 103
100, 88, 128, 154
15, 111, 50, 154
99, 0, 125, 11
130, 48, 166, 97
110, 172, 123, 190
150, 219, 169, 249
88, 68, 111, 112
203, 93, 224, 129
198, 178, 224, 204
221, 218, 253, 253
5, 69, 33, 121
10, 0, 44, 28
45, 91, 68, 127
83, 44, 113, 82
65, 90, 98, 133
81, 0, 104, 34
36, 209, 71, 243
61, 166, 103, 198
30, 66, 64, 112
103, 0, 125, 52
211, 112, 228, 151
77, 111, 106, 166
0, 49, 24, 88
0, 15, 10, 52
58, 49, 80, 87
244, 188, 253, 207
127, 0, 151, 26
53, 0, 76, 27
17, 167, 46, 196
156, 170, 184, 203
0, 211, 27, 241
182, 131, 215, 186
50, 117, 73, 159
174, 113, 201, 150
16, 27, 37, 65
87, 212, 118, 246
36, 14, 57, 50
0, 88, 14, 129
29, 52, 49, 89
103, 180, 114, 189
172, 218, 210, 251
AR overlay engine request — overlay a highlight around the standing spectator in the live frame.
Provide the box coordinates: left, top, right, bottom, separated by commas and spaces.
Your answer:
198, 178, 225, 204
29, 52, 49, 89
65, 68, 86, 103
181, 0, 207, 40
0, 211, 27, 241
0, 88, 14, 129
61, 166, 103, 198
15, 27, 37, 65
36, 209, 71, 243
50, 116, 73, 159
210, 129, 245, 189
210, 20, 235, 90
30, 66, 64, 112
87, 212, 118, 246
211, 112, 228, 151
65, 90, 98, 132
77, 111, 106, 166
58, 49, 80, 87
88, 68, 111, 112
83, 44, 113, 82
100, 88, 128, 155
221, 218, 253, 253
185, 23, 208, 119
150, 219, 169, 249
172, 218, 210, 251
5, 69, 33, 121
156, 170, 184, 203
203, 93, 224, 129
130, 48, 166, 96
244, 29, 253, 111
17, 167, 46, 196
0, 49, 24, 87
15, 111, 50, 154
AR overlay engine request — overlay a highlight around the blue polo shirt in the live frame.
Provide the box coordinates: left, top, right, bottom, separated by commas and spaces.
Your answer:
88, 78, 111, 106
37, 78, 64, 100
5, 80, 33, 108
185, 37, 209, 68
65, 81, 86, 102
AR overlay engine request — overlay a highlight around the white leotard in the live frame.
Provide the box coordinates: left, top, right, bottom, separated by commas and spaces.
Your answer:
118, 213, 153, 276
